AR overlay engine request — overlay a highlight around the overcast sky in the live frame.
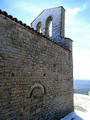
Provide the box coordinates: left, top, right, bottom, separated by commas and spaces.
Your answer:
0, 0, 90, 80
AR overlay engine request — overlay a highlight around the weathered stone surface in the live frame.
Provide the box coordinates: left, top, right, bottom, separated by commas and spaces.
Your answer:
0, 8, 73, 120
31, 6, 72, 51
31, 7, 65, 38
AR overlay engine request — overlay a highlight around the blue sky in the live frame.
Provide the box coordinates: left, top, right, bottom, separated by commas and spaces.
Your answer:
0, 0, 90, 80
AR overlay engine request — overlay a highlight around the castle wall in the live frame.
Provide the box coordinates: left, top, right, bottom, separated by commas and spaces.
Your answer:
0, 14, 73, 120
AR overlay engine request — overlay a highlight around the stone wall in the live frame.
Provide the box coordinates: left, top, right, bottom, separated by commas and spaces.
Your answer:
0, 13, 73, 120
31, 6, 72, 51
31, 7, 65, 38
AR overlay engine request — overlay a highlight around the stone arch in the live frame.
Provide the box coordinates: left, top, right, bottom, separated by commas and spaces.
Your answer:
28, 83, 45, 119
29, 83, 45, 98
45, 16, 53, 37
36, 22, 41, 33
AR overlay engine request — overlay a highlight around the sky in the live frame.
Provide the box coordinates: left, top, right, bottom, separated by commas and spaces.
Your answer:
0, 0, 90, 80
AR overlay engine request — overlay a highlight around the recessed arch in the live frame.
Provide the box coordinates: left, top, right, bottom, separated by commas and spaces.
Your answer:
36, 22, 41, 33
45, 16, 53, 37
29, 83, 45, 98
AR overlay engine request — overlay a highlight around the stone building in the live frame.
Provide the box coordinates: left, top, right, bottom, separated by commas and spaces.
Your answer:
0, 6, 73, 120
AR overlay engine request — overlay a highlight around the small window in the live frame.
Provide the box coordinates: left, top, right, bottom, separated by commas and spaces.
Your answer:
45, 16, 53, 37
36, 22, 41, 33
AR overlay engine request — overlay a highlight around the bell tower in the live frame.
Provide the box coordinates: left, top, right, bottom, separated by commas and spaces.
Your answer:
31, 6, 72, 51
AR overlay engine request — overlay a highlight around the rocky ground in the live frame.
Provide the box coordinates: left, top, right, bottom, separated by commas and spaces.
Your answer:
74, 94, 90, 120
61, 94, 90, 120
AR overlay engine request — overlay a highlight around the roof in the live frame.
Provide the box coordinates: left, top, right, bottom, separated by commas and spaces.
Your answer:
0, 9, 71, 52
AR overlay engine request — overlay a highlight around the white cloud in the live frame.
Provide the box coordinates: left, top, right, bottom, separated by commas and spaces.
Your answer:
65, 4, 87, 25
87, 35, 90, 39
52, 0, 63, 5
13, 1, 43, 15
65, 4, 90, 80
65, 8, 79, 25
73, 50, 90, 80
82, 4, 87, 10
66, 8, 81, 16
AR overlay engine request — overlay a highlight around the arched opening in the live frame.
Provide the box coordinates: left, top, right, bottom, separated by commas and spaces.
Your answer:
45, 16, 53, 37
36, 22, 41, 33
28, 83, 45, 119
29, 83, 45, 98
